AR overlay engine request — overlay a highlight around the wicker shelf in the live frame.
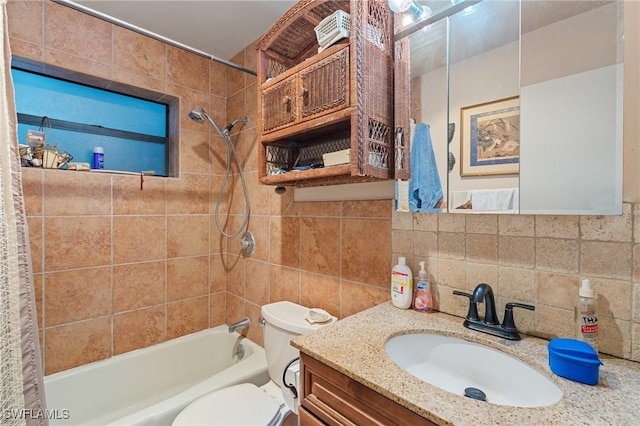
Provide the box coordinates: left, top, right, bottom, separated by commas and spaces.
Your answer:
256, 0, 408, 187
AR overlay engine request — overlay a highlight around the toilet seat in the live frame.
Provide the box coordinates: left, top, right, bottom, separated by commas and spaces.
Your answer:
172, 383, 285, 426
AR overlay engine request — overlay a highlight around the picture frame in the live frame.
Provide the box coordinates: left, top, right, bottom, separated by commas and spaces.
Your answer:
460, 96, 520, 177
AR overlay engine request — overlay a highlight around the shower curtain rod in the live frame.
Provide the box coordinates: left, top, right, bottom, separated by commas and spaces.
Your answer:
51, 0, 257, 76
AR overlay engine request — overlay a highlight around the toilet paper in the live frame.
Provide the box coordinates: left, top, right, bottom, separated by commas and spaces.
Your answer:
281, 359, 300, 414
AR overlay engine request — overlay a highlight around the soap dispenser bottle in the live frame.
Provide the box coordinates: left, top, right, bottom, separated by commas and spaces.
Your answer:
391, 257, 412, 309
413, 261, 433, 312
576, 279, 598, 352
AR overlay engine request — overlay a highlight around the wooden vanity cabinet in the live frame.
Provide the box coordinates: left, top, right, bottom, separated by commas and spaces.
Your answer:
299, 353, 434, 426
256, 0, 410, 188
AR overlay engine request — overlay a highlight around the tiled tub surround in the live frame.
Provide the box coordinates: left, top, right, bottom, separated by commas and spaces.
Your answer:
293, 302, 640, 425
8, 0, 640, 378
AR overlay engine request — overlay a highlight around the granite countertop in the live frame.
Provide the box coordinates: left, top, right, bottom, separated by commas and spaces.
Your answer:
291, 302, 640, 425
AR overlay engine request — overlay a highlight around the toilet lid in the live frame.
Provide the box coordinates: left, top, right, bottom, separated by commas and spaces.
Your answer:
172, 383, 282, 426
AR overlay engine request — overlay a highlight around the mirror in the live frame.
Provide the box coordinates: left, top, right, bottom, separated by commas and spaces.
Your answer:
395, 0, 623, 215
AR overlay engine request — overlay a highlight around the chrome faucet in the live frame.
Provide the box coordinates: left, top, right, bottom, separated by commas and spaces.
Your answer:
228, 317, 250, 333
454, 283, 534, 340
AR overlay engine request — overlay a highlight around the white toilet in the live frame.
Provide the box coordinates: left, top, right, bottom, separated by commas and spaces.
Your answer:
172, 301, 336, 426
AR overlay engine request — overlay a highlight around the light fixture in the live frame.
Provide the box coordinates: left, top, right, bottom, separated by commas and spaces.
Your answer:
388, 0, 429, 20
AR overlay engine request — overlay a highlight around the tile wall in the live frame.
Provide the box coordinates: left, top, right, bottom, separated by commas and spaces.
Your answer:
7, 0, 640, 378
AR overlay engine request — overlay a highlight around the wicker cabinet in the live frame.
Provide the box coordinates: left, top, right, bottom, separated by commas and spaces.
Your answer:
256, 0, 409, 187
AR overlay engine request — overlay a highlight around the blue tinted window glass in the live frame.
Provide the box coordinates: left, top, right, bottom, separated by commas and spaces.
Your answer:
12, 68, 168, 176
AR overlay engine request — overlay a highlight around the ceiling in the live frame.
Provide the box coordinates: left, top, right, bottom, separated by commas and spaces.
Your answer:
73, 0, 297, 65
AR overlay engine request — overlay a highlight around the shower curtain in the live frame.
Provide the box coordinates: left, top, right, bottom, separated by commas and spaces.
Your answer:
1, 1, 48, 425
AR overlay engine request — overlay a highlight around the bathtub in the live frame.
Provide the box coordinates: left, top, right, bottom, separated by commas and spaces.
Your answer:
44, 326, 270, 426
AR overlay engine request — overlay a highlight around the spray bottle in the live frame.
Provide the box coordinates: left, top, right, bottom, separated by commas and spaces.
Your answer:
576, 279, 598, 352
413, 261, 433, 312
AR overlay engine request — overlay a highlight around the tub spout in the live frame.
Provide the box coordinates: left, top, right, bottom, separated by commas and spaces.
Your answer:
228, 317, 250, 333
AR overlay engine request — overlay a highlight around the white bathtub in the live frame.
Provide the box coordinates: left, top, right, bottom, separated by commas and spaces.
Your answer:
44, 326, 270, 426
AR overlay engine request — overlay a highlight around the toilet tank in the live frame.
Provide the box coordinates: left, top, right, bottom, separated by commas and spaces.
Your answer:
261, 301, 336, 386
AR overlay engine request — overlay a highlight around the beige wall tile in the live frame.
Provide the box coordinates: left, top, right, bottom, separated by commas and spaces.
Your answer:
437, 232, 465, 260
245, 302, 263, 346
226, 292, 246, 325
437, 258, 466, 290
114, 216, 165, 263
44, 216, 111, 270
498, 236, 534, 268
534, 305, 574, 340
226, 255, 244, 297
180, 129, 211, 174
438, 214, 464, 233
343, 200, 391, 218
167, 215, 209, 258
226, 67, 245, 98
45, 317, 111, 374
300, 217, 340, 276
413, 230, 438, 259
581, 203, 633, 242
536, 272, 579, 309
28, 216, 43, 274
634, 283, 640, 323
466, 234, 497, 264
244, 215, 269, 262
465, 263, 497, 292
498, 215, 534, 237
166, 82, 210, 132
598, 315, 631, 358
166, 46, 209, 92
227, 89, 245, 130
9, 38, 44, 61
113, 306, 166, 355
7, 0, 44, 45
247, 171, 271, 216
270, 265, 301, 304
392, 229, 413, 256
631, 323, 640, 362
167, 297, 208, 339
45, 2, 112, 64
593, 278, 632, 321
209, 254, 227, 294
210, 60, 227, 97
497, 267, 535, 301
44, 49, 113, 82
44, 170, 111, 216
245, 259, 269, 306
242, 128, 259, 174
342, 218, 390, 287
341, 281, 389, 318
300, 202, 341, 217
392, 211, 413, 230
45, 267, 112, 326
300, 272, 340, 318
210, 292, 226, 327
167, 256, 209, 302
113, 175, 165, 215
535, 238, 579, 273
113, 261, 165, 312
581, 242, 633, 280
167, 174, 210, 215
466, 214, 497, 234
21, 168, 43, 216
413, 212, 437, 231
113, 26, 166, 80
535, 215, 579, 239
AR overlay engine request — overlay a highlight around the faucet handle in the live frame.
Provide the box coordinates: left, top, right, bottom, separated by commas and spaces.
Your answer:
501, 303, 535, 331
452, 291, 480, 321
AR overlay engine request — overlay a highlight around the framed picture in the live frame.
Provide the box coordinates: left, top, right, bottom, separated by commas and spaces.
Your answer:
460, 96, 520, 176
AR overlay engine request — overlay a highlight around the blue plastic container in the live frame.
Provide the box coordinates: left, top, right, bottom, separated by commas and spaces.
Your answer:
548, 338, 602, 385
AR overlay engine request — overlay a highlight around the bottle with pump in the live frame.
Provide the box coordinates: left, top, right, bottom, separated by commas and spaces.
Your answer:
576, 279, 598, 352
391, 257, 412, 309
413, 261, 433, 312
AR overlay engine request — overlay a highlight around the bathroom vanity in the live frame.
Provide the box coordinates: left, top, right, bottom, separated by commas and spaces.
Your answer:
292, 302, 640, 425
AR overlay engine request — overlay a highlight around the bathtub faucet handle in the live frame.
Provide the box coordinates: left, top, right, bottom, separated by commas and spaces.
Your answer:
228, 317, 251, 334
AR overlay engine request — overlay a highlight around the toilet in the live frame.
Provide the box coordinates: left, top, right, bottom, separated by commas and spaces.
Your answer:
172, 301, 336, 426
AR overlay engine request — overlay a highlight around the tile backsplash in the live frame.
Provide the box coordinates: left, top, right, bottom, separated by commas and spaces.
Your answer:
8, 0, 640, 377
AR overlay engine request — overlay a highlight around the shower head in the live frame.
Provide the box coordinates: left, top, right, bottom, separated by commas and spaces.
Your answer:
223, 117, 249, 135
188, 107, 207, 124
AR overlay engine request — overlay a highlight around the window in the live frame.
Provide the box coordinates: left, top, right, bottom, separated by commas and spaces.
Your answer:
12, 68, 169, 176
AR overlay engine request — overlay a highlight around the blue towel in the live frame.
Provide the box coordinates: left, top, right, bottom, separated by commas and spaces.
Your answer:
409, 123, 443, 211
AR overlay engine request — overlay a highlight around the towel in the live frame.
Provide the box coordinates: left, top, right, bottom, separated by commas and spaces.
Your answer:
409, 123, 443, 211
471, 188, 519, 211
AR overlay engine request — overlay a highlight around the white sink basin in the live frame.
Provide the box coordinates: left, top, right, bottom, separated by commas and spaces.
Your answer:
385, 333, 563, 408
